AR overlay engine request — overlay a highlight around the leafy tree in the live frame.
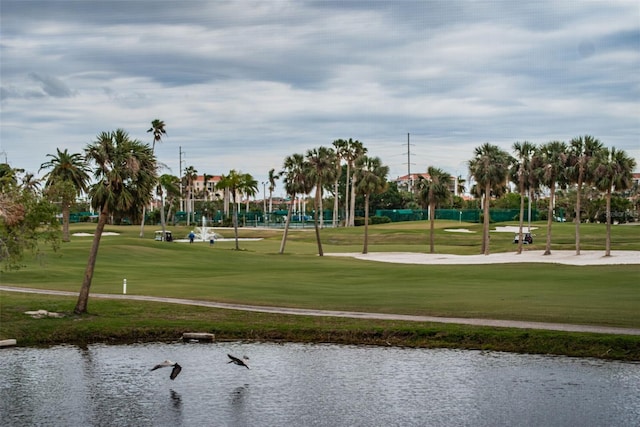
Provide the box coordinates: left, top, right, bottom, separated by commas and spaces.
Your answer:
39, 148, 91, 242
75, 129, 157, 314
140, 119, 166, 238
567, 135, 604, 255
417, 167, 452, 254
593, 147, 636, 256
216, 170, 258, 250
468, 143, 513, 255
534, 141, 568, 255
279, 154, 312, 254
355, 156, 389, 254
0, 166, 60, 269
306, 146, 336, 256
511, 141, 536, 254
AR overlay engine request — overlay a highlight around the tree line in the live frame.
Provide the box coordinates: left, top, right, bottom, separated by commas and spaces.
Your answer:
0, 120, 637, 313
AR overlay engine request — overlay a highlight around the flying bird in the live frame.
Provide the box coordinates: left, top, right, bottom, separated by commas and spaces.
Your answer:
227, 354, 250, 369
151, 360, 182, 380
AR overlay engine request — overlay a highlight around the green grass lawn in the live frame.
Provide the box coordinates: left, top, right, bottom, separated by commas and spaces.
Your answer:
1, 220, 639, 359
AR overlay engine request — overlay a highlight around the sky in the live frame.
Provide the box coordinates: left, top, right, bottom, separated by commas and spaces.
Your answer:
1, 0, 639, 197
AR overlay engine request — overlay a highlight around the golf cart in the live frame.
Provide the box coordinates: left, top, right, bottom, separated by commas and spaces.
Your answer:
154, 230, 173, 242
513, 232, 533, 244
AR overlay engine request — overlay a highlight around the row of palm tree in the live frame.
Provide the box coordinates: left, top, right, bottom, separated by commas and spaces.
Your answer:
468, 137, 636, 257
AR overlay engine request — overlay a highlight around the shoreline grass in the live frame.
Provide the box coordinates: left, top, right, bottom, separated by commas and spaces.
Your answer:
1, 221, 639, 360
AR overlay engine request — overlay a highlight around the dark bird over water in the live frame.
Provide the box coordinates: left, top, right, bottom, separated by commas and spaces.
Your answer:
151, 360, 182, 380
227, 354, 250, 369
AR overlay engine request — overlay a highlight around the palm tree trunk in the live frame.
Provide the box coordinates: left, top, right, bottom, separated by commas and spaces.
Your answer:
233, 197, 240, 250
279, 196, 294, 254
349, 173, 357, 227
74, 203, 108, 314
517, 179, 525, 255
575, 176, 583, 255
333, 179, 339, 227
605, 188, 612, 257
313, 188, 324, 256
362, 194, 370, 254
160, 189, 167, 240
544, 184, 555, 255
483, 183, 491, 255
429, 199, 436, 254
139, 206, 146, 237
344, 163, 351, 226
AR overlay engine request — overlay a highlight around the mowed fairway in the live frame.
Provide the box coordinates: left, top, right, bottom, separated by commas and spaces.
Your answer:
2, 221, 639, 328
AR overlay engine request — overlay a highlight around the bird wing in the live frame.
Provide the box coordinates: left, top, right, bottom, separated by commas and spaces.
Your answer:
151, 360, 174, 371
170, 363, 182, 380
228, 354, 250, 369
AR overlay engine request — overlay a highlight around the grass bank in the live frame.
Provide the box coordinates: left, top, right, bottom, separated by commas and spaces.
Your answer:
1, 221, 639, 360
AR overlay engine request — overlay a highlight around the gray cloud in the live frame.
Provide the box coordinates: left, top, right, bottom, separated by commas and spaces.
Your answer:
0, 0, 637, 184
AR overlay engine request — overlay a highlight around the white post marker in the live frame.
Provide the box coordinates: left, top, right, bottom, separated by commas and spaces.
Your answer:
123, 279, 127, 294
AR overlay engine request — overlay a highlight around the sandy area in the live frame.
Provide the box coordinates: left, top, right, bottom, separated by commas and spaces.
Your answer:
326, 250, 640, 266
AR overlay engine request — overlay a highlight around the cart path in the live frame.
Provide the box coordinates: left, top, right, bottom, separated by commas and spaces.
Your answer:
2, 285, 639, 336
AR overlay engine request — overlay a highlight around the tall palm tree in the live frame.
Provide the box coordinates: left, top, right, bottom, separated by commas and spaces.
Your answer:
468, 143, 512, 255
511, 141, 536, 254
306, 146, 336, 256
159, 174, 180, 225
216, 170, 258, 250
593, 147, 636, 256
331, 139, 348, 227
75, 129, 156, 314
279, 153, 312, 254
355, 156, 389, 254
567, 135, 604, 255
183, 166, 197, 226
534, 141, 568, 255
347, 139, 367, 227
139, 119, 166, 238
267, 168, 278, 217
39, 148, 91, 242
455, 174, 466, 196
417, 166, 452, 254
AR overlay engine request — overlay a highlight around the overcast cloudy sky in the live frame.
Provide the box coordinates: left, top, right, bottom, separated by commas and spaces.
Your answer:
1, 0, 638, 196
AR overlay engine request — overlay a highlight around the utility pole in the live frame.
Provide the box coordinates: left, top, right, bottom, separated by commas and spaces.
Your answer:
404, 133, 415, 192
179, 146, 185, 212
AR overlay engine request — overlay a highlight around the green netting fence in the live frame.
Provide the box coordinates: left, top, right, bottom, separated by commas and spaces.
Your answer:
375, 209, 538, 223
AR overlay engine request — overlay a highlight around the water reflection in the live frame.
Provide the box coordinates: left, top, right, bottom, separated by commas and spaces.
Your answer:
1, 342, 638, 426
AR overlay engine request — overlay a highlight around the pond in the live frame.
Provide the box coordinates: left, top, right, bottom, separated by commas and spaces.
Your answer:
1, 342, 638, 426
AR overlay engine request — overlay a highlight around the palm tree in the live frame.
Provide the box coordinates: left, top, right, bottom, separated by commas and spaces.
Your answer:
39, 148, 91, 242
593, 147, 636, 256
75, 129, 156, 314
139, 119, 166, 238
183, 166, 197, 226
455, 174, 466, 196
267, 168, 279, 218
355, 156, 389, 254
567, 135, 604, 255
306, 146, 336, 256
417, 167, 452, 254
511, 141, 536, 254
216, 170, 258, 250
468, 143, 512, 255
534, 141, 568, 255
346, 139, 367, 227
331, 139, 348, 227
159, 174, 180, 225
279, 153, 312, 254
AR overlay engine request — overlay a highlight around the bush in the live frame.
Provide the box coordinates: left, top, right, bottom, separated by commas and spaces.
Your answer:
354, 216, 391, 226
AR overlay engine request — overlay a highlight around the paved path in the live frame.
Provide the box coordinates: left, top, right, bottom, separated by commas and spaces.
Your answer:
2, 285, 639, 336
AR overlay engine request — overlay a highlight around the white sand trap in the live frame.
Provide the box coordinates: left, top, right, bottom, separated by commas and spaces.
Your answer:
72, 232, 120, 236
444, 228, 475, 233
326, 250, 640, 266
